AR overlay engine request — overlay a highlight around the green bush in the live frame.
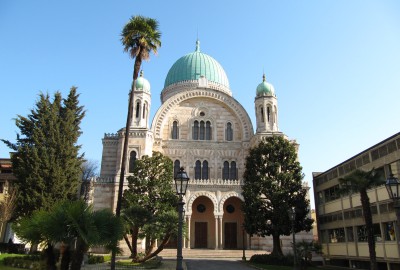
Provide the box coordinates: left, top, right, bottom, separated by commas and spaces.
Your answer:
3, 256, 45, 270
250, 253, 294, 266
88, 254, 105, 264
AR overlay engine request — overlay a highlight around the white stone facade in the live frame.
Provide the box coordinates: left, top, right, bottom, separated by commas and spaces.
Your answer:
92, 44, 313, 252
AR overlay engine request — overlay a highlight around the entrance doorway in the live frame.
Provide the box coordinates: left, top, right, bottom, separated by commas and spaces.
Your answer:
195, 222, 208, 248
224, 222, 237, 249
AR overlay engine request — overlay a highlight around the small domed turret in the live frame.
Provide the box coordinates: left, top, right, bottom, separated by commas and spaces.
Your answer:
135, 70, 151, 93
256, 74, 275, 97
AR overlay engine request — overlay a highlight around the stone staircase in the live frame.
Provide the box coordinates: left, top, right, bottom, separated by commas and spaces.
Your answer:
158, 248, 268, 259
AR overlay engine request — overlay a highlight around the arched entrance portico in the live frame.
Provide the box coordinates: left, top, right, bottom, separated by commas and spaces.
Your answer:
190, 196, 215, 249
222, 196, 245, 249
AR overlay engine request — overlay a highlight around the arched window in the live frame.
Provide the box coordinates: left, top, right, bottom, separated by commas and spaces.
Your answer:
195, 160, 201, 180
129, 151, 137, 173
261, 107, 264, 123
230, 161, 237, 180
206, 121, 211, 140
223, 161, 230, 180
174, 160, 180, 177
142, 103, 147, 119
267, 107, 270, 122
222, 161, 237, 180
172, 121, 179, 139
193, 121, 199, 140
202, 160, 209, 179
193, 120, 212, 141
136, 102, 140, 118
226, 122, 233, 141
199, 121, 205, 140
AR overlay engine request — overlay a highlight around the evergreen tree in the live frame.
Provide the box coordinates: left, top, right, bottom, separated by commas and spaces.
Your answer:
122, 151, 178, 262
2, 87, 85, 219
242, 136, 313, 256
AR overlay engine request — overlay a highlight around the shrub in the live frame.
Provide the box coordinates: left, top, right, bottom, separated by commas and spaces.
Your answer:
250, 253, 293, 266
3, 255, 45, 270
88, 254, 105, 264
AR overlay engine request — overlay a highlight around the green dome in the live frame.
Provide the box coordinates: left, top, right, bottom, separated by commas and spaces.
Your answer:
164, 40, 230, 89
256, 74, 275, 97
135, 71, 150, 93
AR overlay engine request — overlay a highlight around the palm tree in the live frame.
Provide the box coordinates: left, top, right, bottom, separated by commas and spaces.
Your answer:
13, 200, 124, 270
338, 168, 384, 270
113, 16, 161, 269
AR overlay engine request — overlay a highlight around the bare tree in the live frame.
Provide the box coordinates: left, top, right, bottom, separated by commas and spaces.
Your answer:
80, 160, 99, 203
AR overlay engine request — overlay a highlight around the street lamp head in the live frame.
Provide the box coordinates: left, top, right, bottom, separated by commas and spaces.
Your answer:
386, 174, 400, 201
174, 167, 190, 196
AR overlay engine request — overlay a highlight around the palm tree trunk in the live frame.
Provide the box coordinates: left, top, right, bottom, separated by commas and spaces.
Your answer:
271, 232, 283, 256
60, 243, 71, 270
70, 239, 88, 270
360, 189, 377, 270
45, 243, 57, 270
112, 54, 142, 270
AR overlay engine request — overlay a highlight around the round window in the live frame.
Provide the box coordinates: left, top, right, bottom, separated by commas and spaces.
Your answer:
226, 204, 235, 213
200, 111, 205, 117
197, 204, 206, 213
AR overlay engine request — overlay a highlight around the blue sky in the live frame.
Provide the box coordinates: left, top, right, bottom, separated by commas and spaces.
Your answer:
1, 1, 400, 207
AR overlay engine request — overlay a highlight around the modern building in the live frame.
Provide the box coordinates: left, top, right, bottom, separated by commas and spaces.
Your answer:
313, 132, 400, 270
92, 40, 312, 252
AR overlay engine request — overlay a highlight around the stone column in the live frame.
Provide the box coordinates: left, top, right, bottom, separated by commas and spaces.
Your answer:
215, 216, 218, 249
218, 216, 223, 249
187, 215, 191, 249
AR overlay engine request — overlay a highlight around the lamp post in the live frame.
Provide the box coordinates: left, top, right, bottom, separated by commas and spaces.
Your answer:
174, 167, 190, 270
385, 174, 400, 242
289, 206, 299, 270
242, 225, 246, 261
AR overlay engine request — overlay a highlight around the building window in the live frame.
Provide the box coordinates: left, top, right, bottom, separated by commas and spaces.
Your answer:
174, 160, 180, 177
193, 121, 199, 140
230, 161, 237, 180
223, 161, 229, 180
194, 160, 208, 180
142, 103, 147, 119
200, 121, 205, 140
195, 160, 201, 180
346, 227, 354, 242
384, 222, 396, 241
222, 161, 237, 180
172, 121, 179, 139
202, 161, 209, 179
260, 107, 264, 123
129, 151, 137, 173
324, 185, 340, 202
193, 120, 212, 140
226, 122, 233, 141
135, 102, 140, 118
329, 228, 345, 243
267, 107, 270, 122
206, 121, 211, 140
0, 182, 4, 193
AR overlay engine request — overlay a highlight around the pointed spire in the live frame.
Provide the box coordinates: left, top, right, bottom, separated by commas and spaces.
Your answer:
195, 39, 200, 52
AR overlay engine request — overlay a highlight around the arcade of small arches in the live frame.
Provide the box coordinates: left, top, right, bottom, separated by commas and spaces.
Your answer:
173, 160, 238, 181
171, 120, 234, 141
171, 191, 247, 250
